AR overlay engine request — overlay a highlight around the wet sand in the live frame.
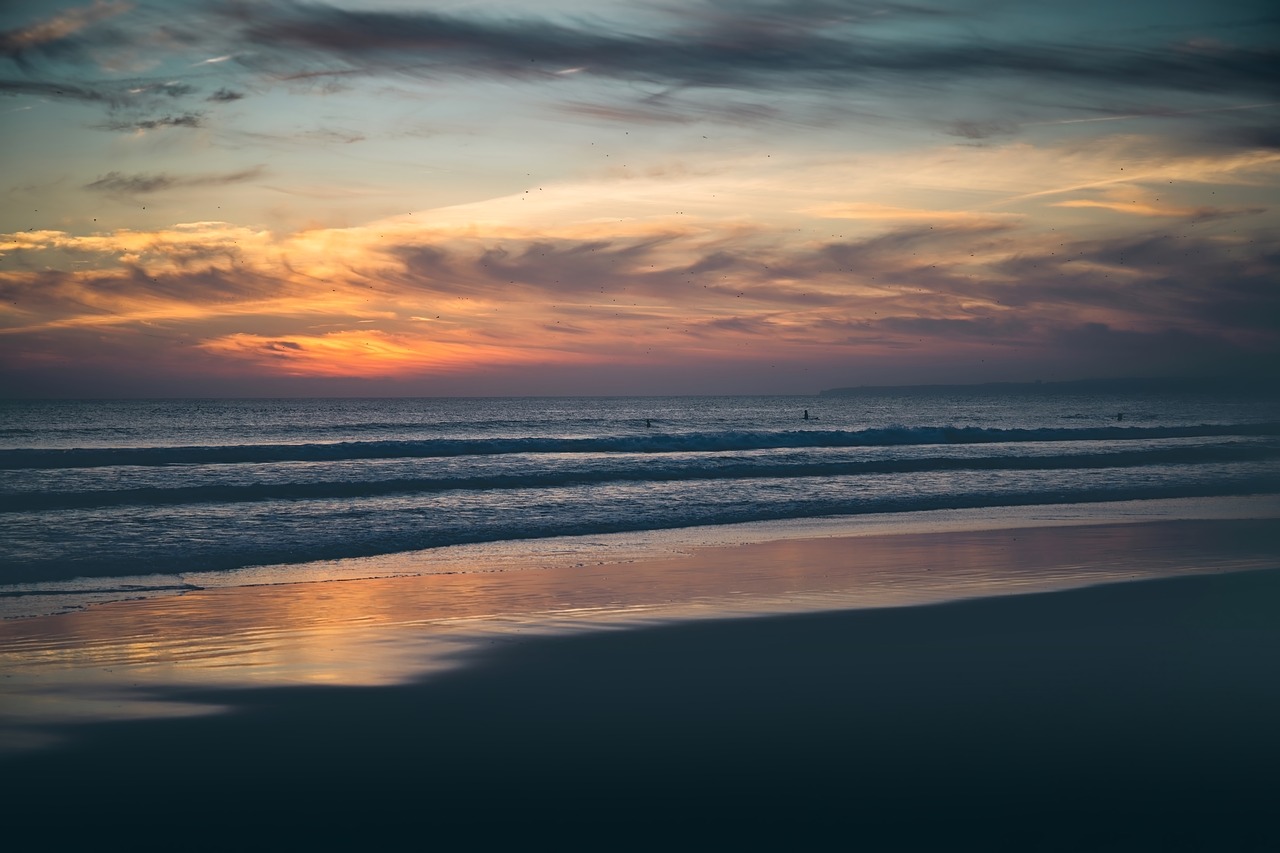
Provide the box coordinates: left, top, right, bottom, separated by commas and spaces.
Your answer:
3, 518, 1280, 850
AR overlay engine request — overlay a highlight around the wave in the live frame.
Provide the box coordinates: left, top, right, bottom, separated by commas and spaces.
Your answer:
4, 422, 1279, 470
3, 442, 1278, 513
6, 479, 1279, 585
0, 582, 202, 599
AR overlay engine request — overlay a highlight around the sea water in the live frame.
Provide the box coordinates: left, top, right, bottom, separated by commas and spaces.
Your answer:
2, 391, 1278, 618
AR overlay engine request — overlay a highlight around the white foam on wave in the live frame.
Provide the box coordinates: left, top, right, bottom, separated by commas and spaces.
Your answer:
5, 493, 1277, 621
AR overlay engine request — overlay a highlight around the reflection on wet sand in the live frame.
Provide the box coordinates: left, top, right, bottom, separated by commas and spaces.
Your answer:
2, 518, 1277, 748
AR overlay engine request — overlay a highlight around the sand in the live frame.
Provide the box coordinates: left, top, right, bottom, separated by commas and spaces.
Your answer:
3, 517, 1279, 850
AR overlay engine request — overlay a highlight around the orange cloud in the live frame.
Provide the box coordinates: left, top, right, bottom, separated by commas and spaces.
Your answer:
1053, 198, 1191, 217
804, 203, 1017, 223
0, 222, 274, 270
197, 330, 573, 377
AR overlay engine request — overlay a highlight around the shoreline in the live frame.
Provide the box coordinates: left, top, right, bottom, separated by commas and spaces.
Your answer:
5, 493, 1279, 620
5, 558, 1279, 848
3, 510, 1278, 710
3, 505, 1279, 848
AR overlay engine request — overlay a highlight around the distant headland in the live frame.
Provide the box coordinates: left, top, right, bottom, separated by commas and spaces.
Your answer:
819, 376, 1280, 397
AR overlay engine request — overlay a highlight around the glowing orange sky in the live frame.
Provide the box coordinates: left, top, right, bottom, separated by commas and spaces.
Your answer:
2, 0, 1277, 395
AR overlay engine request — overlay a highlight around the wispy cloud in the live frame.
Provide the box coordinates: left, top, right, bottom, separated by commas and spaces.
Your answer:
945, 119, 1019, 141
207, 87, 244, 102
1027, 101, 1280, 127
4, 209, 1277, 386
4, 1, 1276, 142
98, 112, 204, 131
0, 76, 196, 100
2, 1, 1278, 393
221, 2, 1280, 99
805, 203, 1018, 223
1053, 197, 1265, 220
0, 0, 130, 60
84, 167, 265, 196
0, 76, 119, 104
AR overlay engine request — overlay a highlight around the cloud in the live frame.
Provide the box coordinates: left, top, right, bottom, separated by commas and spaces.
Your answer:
139, 82, 196, 98
0, 0, 130, 60
0, 5, 215, 127
875, 314, 1034, 344
945, 119, 1019, 140
1053, 197, 1265, 220
562, 97, 785, 127
1043, 322, 1279, 380
297, 127, 365, 144
5, 1, 1276, 141
196, 329, 574, 378
84, 167, 265, 196
1214, 122, 1280, 150
0, 75, 209, 134
84, 172, 175, 195
3, 187, 1276, 390
963, 230, 1280, 345
0, 75, 215, 135
0, 77, 118, 104
805, 202, 1018, 223
98, 112, 204, 131
221, 1, 1280, 99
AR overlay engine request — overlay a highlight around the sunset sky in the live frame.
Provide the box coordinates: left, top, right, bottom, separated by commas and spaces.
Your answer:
2, 0, 1277, 397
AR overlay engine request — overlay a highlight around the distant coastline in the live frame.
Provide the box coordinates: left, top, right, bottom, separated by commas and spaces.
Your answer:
819, 376, 1280, 397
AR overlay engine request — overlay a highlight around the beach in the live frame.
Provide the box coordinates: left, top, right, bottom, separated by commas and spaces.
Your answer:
7, 0, 1280, 844
4, 513, 1279, 850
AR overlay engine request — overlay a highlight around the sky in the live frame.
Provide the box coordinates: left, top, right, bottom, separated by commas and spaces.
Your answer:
1, 0, 1278, 397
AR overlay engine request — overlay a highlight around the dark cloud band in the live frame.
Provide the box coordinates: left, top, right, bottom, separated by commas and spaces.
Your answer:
84, 166, 264, 195
226, 2, 1280, 97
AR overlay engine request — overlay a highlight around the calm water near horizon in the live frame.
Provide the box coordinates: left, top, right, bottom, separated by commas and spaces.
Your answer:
2, 391, 1279, 618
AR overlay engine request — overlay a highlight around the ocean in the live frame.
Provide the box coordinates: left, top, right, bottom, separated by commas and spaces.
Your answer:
3, 390, 1279, 619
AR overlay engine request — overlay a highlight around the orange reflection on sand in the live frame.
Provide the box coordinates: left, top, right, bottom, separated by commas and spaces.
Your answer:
2, 519, 1276, 746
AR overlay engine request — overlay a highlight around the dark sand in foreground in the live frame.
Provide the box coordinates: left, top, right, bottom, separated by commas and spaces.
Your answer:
5, 520, 1280, 850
